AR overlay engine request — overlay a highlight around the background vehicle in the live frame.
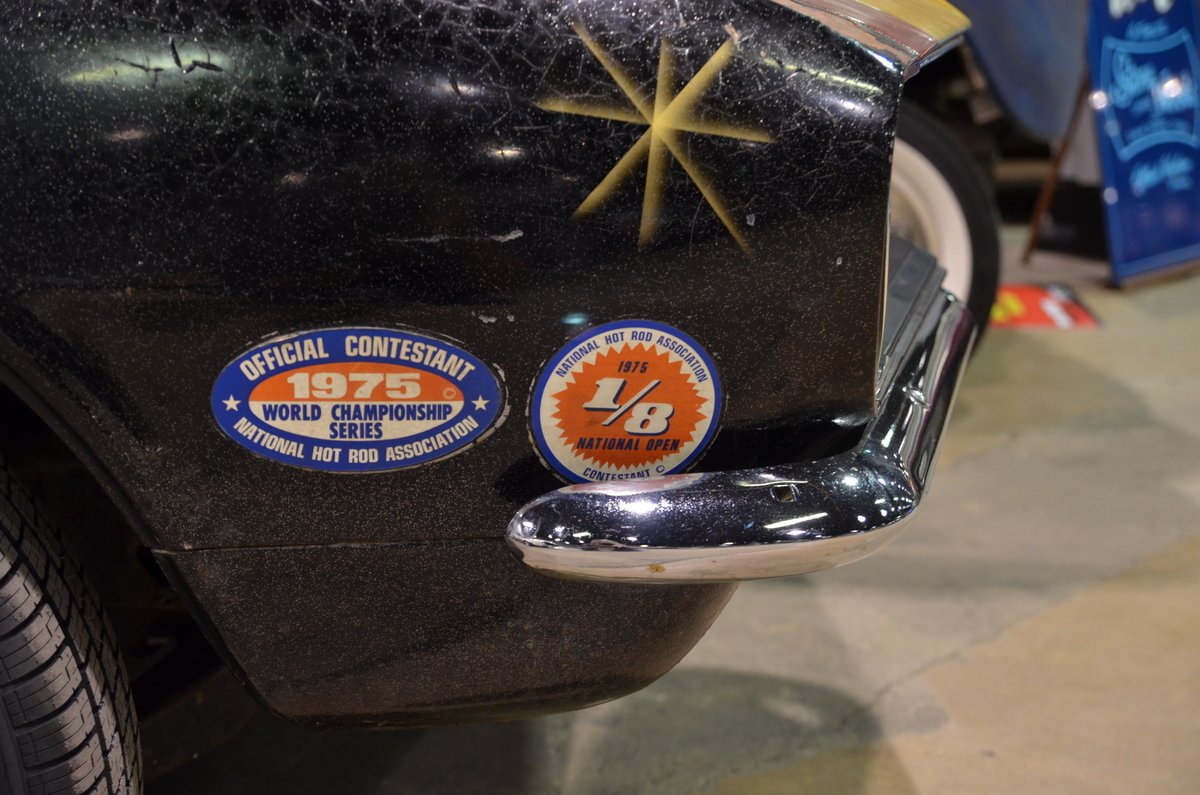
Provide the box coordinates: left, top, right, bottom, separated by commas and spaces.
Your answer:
0, 1, 975, 791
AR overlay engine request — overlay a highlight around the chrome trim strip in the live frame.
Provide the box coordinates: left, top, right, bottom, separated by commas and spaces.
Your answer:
506, 290, 975, 584
765, 0, 969, 78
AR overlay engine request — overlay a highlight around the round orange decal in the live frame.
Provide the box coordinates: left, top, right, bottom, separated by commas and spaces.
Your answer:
531, 320, 723, 483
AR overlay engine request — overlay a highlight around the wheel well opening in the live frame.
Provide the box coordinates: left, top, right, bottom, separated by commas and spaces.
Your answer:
0, 384, 222, 719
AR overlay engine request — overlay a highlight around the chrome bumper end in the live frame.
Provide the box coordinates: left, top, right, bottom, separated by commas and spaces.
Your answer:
506, 283, 975, 585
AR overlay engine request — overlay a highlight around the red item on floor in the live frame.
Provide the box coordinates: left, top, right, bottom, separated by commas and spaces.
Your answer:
990, 284, 1100, 329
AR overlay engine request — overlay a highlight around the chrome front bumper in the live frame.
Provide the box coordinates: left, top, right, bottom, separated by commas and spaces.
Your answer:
507, 252, 975, 584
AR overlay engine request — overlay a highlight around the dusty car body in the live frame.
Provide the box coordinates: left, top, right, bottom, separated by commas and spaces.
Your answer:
0, 0, 973, 760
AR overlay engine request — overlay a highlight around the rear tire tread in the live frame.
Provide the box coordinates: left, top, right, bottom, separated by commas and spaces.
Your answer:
0, 458, 141, 794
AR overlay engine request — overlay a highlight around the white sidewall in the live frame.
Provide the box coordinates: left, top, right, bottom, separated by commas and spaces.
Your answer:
890, 138, 974, 302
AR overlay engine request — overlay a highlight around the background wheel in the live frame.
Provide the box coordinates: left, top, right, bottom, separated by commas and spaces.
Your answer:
890, 102, 1001, 333
0, 457, 141, 794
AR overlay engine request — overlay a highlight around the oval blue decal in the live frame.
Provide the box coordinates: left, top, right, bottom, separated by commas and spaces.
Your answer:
211, 328, 505, 472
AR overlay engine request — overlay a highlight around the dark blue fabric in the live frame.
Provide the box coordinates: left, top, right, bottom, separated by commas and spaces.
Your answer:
952, 0, 1089, 139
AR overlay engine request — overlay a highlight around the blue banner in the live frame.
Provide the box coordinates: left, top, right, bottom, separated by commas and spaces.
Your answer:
1090, 0, 1200, 283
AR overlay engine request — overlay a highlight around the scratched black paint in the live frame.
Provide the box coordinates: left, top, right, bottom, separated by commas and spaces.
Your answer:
0, 1, 900, 725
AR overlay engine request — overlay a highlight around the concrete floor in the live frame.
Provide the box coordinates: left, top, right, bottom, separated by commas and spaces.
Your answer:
150, 240, 1200, 794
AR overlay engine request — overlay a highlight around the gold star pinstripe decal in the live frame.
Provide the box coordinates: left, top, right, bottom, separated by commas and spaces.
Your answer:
538, 23, 773, 252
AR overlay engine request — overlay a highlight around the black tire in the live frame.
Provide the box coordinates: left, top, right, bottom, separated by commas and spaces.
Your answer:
0, 457, 141, 794
891, 103, 1001, 335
